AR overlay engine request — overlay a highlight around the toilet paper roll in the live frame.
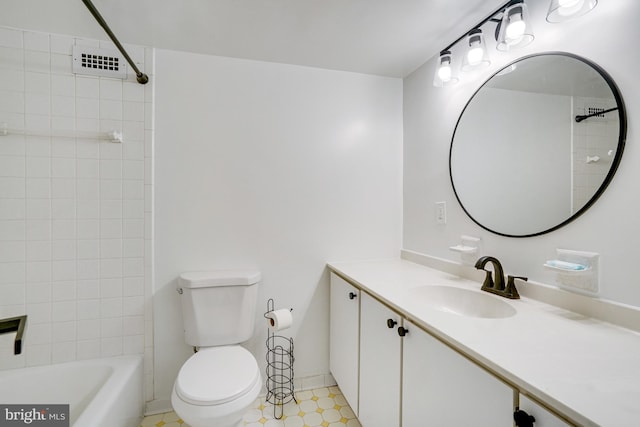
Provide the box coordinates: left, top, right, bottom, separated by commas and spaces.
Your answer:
266, 309, 293, 331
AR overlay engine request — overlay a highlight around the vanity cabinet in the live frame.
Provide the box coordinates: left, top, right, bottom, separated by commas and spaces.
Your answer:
402, 319, 514, 426
358, 292, 402, 427
329, 273, 360, 413
330, 272, 516, 426
518, 395, 571, 427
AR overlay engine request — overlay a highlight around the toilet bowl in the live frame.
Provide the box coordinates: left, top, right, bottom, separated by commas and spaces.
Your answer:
172, 270, 262, 426
171, 346, 261, 427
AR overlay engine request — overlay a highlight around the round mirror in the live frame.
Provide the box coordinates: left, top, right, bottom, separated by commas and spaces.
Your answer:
450, 53, 626, 237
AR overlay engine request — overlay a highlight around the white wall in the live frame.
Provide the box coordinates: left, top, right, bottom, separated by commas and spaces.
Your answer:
0, 26, 155, 399
154, 50, 403, 402
403, 0, 640, 306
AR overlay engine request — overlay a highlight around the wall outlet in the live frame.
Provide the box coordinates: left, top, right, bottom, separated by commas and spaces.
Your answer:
435, 202, 446, 224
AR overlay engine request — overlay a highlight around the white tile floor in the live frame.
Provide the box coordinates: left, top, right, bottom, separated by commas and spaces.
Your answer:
140, 386, 361, 427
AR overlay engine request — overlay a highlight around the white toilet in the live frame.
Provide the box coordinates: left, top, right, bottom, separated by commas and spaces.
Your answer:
171, 270, 262, 427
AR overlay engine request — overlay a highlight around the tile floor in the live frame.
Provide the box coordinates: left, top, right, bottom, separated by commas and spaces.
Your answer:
140, 386, 361, 427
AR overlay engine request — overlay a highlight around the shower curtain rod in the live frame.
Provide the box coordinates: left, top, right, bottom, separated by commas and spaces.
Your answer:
575, 107, 618, 123
81, 0, 149, 84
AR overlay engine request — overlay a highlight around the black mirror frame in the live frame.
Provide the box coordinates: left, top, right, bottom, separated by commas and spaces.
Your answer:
449, 52, 627, 238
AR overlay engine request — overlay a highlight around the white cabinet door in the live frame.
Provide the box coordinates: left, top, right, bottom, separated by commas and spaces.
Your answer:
329, 273, 360, 414
402, 320, 514, 426
518, 395, 572, 427
359, 292, 402, 427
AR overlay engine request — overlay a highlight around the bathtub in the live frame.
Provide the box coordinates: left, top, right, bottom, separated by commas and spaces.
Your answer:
0, 355, 143, 427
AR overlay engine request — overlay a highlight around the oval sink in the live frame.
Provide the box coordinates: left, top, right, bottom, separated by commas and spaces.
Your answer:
409, 285, 516, 319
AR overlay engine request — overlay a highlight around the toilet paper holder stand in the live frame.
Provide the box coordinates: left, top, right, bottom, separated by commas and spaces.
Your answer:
264, 298, 297, 419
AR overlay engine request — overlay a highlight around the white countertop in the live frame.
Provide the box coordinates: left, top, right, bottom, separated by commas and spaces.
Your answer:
328, 258, 640, 427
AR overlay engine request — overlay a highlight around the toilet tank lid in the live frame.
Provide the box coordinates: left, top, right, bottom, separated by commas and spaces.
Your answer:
179, 270, 261, 288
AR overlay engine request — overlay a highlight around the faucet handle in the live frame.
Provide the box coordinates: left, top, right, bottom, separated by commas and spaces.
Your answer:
479, 270, 494, 292
505, 275, 527, 299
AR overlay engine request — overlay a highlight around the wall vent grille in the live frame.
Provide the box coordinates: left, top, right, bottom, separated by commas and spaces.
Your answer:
72, 45, 127, 79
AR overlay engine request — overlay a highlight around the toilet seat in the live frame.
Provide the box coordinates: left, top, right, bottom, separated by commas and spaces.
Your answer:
175, 346, 260, 406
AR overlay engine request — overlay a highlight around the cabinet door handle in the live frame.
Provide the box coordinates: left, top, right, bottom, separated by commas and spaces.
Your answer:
397, 326, 409, 337
514, 408, 536, 427
348, 292, 357, 300
386, 319, 398, 328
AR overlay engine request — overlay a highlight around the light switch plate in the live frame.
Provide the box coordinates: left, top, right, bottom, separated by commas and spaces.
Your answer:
435, 201, 446, 224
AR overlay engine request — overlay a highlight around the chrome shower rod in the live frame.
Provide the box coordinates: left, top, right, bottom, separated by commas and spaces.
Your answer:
81, 0, 149, 84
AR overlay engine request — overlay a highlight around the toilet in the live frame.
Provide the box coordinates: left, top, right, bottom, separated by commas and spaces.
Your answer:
171, 270, 262, 427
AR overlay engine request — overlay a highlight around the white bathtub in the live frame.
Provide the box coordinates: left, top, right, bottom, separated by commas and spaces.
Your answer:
0, 355, 143, 427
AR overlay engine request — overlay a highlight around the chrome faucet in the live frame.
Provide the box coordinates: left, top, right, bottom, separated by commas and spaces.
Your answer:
474, 256, 527, 299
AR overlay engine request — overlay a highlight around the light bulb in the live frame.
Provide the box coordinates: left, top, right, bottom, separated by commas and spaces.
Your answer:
461, 29, 489, 71
497, 3, 534, 50
547, 0, 597, 22
433, 50, 457, 86
438, 64, 452, 82
505, 13, 526, 44
557, 0, 584, 16
467, 46, 484, 66
558, 0, 581, 7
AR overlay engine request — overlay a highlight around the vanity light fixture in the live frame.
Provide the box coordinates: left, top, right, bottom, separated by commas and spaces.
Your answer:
461, 29, 491, 72
496, 0, 534, 51
432, 0, 597, 87
432, 0, 534, 87
546, 0, 597, 23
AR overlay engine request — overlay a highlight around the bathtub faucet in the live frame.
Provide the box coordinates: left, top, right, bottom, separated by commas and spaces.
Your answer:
0, 315, 27, 354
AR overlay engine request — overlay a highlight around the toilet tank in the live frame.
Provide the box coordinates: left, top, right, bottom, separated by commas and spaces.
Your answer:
178, 270, 260, 347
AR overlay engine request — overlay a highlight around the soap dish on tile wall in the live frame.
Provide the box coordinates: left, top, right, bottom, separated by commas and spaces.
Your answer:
543, 248, 599, 294
449, 235, 481, 265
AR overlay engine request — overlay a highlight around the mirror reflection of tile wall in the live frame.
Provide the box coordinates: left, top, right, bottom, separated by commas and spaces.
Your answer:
572, 96, 619, 212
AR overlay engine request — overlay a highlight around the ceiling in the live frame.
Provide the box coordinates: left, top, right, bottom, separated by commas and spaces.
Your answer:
0, 0, 508, 78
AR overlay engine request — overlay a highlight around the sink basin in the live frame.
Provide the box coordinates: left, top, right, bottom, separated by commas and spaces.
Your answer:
408, 285, 516, 319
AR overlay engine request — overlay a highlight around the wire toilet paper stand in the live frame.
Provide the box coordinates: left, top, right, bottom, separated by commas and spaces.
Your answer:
264, 299, 297, 419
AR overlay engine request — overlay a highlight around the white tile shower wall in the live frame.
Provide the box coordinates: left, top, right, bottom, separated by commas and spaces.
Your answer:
572, 96, 619, 210
0, 26, 155, 401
